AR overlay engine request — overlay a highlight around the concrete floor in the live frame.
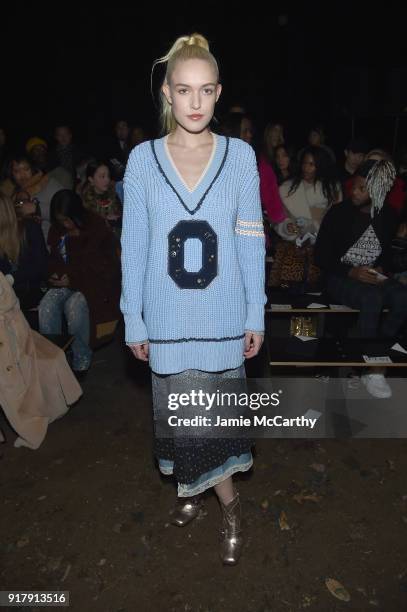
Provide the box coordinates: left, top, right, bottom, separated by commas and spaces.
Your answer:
0, 329, 406, 611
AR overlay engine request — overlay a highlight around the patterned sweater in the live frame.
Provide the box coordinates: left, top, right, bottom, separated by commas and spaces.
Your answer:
314, 199, 398, 277
120, 134, 267, 374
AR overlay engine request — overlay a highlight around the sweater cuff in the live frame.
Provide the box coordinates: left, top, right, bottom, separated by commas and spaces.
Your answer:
124, 314, 149, 344
245, 303, 265, 333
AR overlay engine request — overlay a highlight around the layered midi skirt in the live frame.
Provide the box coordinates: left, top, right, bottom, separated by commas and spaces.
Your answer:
151, 363, 254, 497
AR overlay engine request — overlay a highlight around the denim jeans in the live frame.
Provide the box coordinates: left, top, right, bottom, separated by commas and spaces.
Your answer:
39, 288, 92, 371
326, 274, 407, 338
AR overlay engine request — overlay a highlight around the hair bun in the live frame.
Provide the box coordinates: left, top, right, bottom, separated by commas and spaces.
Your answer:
185, 33, 210, 51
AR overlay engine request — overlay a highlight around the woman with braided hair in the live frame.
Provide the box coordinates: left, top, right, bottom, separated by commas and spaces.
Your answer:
120, 33, 266, 565
315, 159, 407, 398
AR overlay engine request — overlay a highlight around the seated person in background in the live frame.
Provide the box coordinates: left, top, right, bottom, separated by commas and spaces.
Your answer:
273, 143, 297, 186
81, 160, 122, 236
3, 153, 63, 244
258, 137, 296, 227
38, 190, 121, 379
26, 137, 73, 190
277, 145, 342, 242
130, 126, 147, 148
52, 124, 85, 186
262, 122, 285, 164
259, 149, 286, 226
339, 138, 368, 189
13, 189, 42, 224
314, 159, 407, 398
108, 119, 131, 181
299, 126, 336, 163
0, 193, 48, 311
344, 149, 406, 218
219, 111, 255, 147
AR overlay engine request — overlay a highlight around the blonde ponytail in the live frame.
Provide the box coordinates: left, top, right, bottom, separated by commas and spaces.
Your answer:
151, 33, 219, 135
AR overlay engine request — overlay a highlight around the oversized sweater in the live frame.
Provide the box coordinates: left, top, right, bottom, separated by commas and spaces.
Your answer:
120, 134, 267, 375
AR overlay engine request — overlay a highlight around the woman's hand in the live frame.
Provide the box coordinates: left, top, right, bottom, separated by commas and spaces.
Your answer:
244, 331, 264, 359
128, 342, 149, 362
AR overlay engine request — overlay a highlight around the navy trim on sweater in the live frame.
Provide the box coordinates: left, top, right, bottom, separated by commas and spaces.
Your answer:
150, 137, 230, 216
148, 333, 245, 344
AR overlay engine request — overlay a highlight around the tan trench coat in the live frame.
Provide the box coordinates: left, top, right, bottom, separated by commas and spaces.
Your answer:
0, 272, 82, 449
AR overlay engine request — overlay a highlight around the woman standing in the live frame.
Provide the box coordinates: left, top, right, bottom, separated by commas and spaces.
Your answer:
121, 33, 266, 565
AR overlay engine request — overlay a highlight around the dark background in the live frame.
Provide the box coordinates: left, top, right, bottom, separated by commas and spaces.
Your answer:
3, 3, 407, 155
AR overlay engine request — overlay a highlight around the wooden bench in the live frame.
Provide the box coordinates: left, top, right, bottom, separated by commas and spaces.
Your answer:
266, 289, 390, 314
265, 288, 391, 339
262, 258, 406, 370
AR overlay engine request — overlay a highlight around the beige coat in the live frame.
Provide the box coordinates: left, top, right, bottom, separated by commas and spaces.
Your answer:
0, 272, 82, 449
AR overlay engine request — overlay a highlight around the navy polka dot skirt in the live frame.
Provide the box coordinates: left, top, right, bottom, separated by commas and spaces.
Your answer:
151, 364, 254, 497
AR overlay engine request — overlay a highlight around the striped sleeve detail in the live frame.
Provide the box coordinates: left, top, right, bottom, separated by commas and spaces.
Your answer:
235, 227, 265, 237
235, 218, 265, 237
236, 218, 264, 227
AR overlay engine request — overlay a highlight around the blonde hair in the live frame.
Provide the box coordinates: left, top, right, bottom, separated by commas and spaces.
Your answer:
0, 192, 21, 263
152, 33, 219, 135
264, 123, 285, 156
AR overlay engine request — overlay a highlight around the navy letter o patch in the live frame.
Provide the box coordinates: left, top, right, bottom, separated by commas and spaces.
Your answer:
168, 220, 218, 289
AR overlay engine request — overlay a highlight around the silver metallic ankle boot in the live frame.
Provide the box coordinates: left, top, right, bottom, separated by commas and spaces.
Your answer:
170, 494, 206, 527
219, 491, 243, 565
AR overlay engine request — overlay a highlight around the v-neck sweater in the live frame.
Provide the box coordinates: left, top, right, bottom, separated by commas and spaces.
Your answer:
164, 132, 217, 193
120, 134, 266, 374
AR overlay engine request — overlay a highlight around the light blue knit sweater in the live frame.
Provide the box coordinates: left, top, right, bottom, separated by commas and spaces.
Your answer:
120, 134, 267, 374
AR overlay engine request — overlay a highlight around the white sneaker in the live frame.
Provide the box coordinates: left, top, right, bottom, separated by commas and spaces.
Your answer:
361, 373, 392, 399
